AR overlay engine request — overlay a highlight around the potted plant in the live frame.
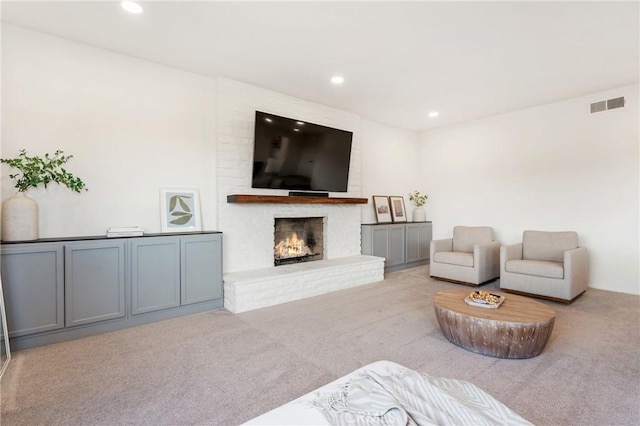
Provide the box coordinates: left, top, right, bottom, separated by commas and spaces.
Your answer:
0, 149, 87, 241
408, 190, 428, 222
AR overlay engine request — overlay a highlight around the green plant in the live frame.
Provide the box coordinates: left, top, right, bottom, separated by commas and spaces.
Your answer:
409, 190, 428, 207
0, 149, 87, 193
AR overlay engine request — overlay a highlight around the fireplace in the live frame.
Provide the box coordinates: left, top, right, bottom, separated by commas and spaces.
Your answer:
274, 217, 324, 266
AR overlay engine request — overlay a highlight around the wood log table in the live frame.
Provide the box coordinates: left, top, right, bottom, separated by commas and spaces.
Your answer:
433, 289, 555, 359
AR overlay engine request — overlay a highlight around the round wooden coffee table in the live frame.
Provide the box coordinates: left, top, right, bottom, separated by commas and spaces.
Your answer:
433, 289, 555, 359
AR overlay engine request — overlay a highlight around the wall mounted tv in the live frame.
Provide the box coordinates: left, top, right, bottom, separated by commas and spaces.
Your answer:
251, 111, 353, 193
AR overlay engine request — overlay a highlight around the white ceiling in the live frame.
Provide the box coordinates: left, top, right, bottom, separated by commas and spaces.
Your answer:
1, 1, 638, 132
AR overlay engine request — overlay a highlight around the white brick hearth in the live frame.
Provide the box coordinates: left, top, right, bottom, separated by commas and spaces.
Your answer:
224, 255, 384, 313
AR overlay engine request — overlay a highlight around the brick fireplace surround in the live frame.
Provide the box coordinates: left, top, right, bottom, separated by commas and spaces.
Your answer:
217, 79, 384, 313
222, 196, 384, 313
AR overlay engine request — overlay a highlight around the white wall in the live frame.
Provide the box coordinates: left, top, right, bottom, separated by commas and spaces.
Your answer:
361, 120, 421, 223
419, 84, 640, 295
1, 24, 217, 237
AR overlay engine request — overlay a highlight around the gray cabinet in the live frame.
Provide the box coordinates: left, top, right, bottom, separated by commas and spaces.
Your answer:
0, 232, 223, 350
0, 243, 64, 337
130, 234, 223, 313
131, 237, 180, 315
362, 222, 432, 272
181, 235, 223, 305
406, 223, 432, 263
65, 240, 126, 327
365, 224, 406, 267
387, 225, 407, 267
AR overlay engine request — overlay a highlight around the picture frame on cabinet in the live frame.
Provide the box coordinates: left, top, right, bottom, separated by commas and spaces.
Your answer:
160, 188, 202, 233
389, 196, 407, 223
372, 195, 393, 223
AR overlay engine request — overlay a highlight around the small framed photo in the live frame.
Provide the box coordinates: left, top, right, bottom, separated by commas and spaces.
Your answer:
160, 188, 202, 233
372, 195, 393, 223
389, 196, 407, 223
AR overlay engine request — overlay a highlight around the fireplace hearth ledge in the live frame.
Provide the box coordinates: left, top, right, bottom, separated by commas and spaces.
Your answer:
223, 255, 385, 313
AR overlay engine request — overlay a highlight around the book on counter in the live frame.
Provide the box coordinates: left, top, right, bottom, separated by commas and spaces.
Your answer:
107, 226, 144, 238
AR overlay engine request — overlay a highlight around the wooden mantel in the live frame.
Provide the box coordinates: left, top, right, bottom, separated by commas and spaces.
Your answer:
226, 194, 368, 204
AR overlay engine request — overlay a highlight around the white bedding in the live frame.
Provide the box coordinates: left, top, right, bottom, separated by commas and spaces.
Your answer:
243, 360, 531, 426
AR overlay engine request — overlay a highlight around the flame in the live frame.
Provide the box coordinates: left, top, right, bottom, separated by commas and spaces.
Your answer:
275, 232, 312, 259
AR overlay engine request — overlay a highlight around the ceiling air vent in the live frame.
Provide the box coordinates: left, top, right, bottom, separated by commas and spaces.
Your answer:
590, 101, 606, 114
590, 96, 625, 114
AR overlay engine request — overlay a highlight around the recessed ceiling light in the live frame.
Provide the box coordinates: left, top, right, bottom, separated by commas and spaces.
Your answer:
428, 111, 440, 118
121, 1, 143, 14
331, 75, 345, 85
296, 121, 305, 125
264, 117, 273, 123
293, 128, 300, 132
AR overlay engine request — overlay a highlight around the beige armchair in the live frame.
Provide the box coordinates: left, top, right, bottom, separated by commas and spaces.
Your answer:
500, 230, 588, 303
430, 226, 500, 286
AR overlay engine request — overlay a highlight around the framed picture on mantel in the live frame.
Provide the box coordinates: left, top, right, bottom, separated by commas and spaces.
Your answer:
373, 195, 393, 223
389, 196, 407, 223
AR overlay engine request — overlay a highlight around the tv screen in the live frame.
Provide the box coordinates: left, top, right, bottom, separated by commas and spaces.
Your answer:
251, 111, 353, 193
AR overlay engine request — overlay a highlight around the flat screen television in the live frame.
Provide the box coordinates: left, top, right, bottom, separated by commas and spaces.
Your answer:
251, 111, 353, 193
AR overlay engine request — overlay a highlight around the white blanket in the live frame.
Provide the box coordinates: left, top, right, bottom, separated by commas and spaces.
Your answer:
312, 366, 532, 425
245, 361, 531, 426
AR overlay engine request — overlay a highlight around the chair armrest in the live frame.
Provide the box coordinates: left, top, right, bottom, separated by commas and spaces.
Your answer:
474, 241, 500, 281
500, 243, 523, 273
564, 246, 588, 286
430, 238, 453, 260
475, 241, 500, 268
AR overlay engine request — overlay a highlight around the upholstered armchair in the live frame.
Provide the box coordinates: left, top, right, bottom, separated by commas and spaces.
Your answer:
500, 230, 588, 303
430, 226, 500, 286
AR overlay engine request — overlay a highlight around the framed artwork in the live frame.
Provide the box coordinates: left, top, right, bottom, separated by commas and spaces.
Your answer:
389, 196, 407, 223
160, 188, 202, 233
372, 195, 393, 223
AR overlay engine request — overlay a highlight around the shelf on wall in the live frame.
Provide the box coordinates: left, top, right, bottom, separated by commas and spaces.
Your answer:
226, 194, 368, 204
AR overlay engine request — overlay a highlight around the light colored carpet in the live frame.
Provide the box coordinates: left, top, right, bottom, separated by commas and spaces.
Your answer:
1, 265, 639, 425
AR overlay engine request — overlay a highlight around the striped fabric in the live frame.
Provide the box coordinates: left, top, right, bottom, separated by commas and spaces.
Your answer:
312, 366, 532, 425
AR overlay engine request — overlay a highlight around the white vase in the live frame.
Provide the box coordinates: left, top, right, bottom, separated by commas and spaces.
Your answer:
2, 192, 39, 241
412, 206, 426, 222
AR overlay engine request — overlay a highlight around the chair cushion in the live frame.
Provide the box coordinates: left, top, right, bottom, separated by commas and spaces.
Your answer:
522, 231, 578, 263
505, 259, 564, 279
452, 226, 494, 253
433, 251, 474, 267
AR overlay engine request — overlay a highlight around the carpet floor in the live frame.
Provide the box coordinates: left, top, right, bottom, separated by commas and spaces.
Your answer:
1, 265, 638, 425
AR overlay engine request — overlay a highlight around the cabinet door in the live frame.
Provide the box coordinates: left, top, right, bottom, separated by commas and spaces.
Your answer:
419, 223, 433, 261
131, 237, 180, 315
387, 225, 406, 267
370, 227, 390, 259
65, 240, 126, 327
1, 244, 64, 337
181, 234, 222, 305
405, 224, 421, 263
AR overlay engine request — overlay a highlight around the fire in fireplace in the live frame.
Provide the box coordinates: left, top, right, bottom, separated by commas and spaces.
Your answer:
274, 217, 324, 266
